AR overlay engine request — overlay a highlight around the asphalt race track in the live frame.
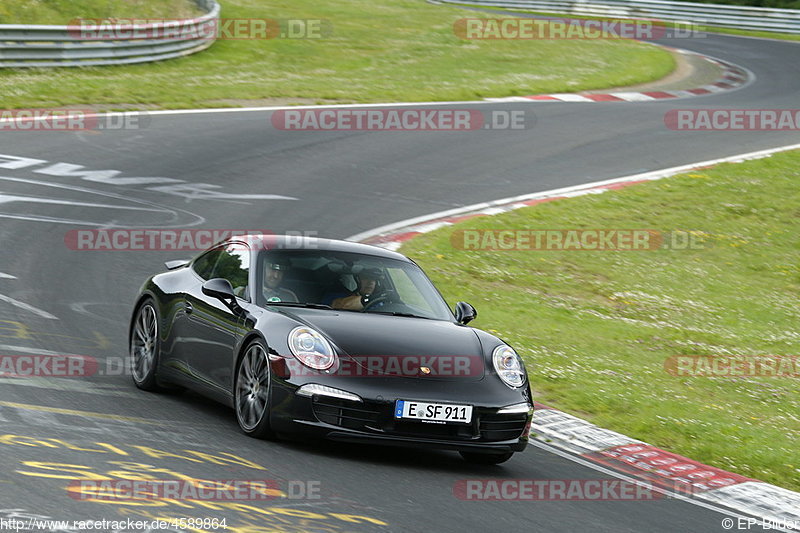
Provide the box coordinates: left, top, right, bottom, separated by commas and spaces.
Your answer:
0, 30, 798, 533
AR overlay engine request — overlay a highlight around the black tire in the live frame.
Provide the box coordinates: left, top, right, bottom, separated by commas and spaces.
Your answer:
460, 451, 515, 465
235, 339, 275, 439
130, 299, 163, 392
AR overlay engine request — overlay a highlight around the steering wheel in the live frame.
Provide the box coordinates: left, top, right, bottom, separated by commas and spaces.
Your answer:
361, 290, 397, 312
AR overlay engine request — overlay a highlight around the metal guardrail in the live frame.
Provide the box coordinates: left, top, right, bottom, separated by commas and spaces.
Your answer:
436, 0, 800, 34
0, 0, 220, 68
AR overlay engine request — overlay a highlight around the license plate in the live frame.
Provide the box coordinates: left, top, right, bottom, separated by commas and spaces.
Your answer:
395, 400, 472, 424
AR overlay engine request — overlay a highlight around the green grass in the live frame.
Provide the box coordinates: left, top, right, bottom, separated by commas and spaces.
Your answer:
399, 151, 800, 490
0, 0, 674, 109
0, 0, 203, 24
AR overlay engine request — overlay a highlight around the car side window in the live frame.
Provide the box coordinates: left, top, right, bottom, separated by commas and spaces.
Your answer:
192, 246, 224, 281
210, 243, 251, 301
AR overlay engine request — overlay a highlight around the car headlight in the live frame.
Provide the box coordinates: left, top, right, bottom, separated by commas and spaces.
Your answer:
288, 327, 336, 370
492, 345, 526, 388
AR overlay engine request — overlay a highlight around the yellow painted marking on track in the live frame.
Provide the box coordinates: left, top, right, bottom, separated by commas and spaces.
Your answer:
0, 320, 33, 339
93, 331, 112, 349
0, 401, 164, 425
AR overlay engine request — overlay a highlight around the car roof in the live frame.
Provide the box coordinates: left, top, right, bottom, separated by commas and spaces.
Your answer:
228, 234, 413, 263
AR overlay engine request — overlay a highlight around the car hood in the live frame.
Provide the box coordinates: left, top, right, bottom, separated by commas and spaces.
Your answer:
276, 309, 486, 382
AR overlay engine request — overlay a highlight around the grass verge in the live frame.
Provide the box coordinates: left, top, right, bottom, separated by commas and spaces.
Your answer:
399, 150, 800, 490
0, 0, 673, 109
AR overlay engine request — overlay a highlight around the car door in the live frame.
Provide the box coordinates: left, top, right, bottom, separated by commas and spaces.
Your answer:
183, 241, 251, 396
161, 245, 222, 380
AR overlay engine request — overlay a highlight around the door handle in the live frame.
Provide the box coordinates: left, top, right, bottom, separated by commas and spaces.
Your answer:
185, 301, 193, 315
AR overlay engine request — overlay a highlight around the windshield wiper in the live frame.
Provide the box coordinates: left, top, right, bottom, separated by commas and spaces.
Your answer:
265, 302, 332, 310
370, 311, 431, 319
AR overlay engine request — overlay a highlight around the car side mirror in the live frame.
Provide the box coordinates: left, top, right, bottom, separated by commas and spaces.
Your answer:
455, 301, 477, 325
202, 278, 243, 314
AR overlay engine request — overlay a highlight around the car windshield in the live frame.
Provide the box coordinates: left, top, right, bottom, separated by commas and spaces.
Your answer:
255, 249, 455, 321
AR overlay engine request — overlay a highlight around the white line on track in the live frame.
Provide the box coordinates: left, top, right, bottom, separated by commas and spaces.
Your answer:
0, 273, 16, 279
0, 294, 58, 320
0, 377, 140, 398
0, 344, 72, 355
0, 100, 511, 127
0, 346, 139, 398
0, 175, 206, 228
0, 193, 165, 211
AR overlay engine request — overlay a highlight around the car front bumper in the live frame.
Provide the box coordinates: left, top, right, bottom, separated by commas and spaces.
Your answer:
269, 375, 533, 453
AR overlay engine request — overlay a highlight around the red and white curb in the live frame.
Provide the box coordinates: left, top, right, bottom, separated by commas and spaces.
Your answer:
347, 142, 800, 526
533, 405, 800, 525
486, 50, 751, 103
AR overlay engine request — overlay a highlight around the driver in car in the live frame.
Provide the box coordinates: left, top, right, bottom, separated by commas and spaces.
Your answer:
262, 258, 299, 303
331, 268, 383, 310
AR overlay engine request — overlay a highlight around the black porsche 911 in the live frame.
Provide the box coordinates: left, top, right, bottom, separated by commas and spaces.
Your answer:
129, 234, 533, 464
